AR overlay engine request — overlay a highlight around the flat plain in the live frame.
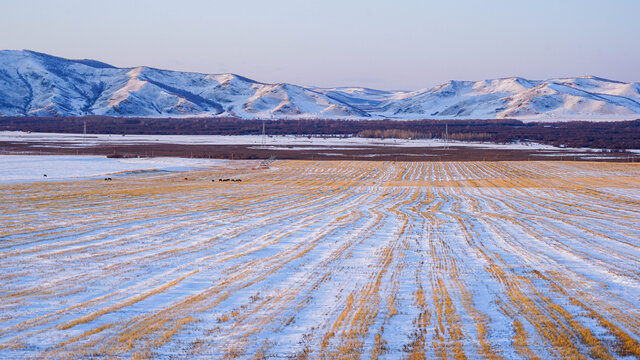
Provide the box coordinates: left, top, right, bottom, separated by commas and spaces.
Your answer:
1, 160, 639, 359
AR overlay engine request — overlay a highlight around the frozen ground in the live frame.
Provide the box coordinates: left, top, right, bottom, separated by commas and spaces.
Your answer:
0, 130, 583, 150
0, 160, 639, 359
0, 155, 222, 182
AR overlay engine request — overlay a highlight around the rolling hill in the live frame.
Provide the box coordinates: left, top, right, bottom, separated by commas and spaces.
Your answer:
1, 50, 639, 121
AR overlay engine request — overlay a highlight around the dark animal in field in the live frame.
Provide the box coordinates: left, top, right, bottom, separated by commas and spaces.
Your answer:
43, 174, 47, 177
104, 177, 112, 181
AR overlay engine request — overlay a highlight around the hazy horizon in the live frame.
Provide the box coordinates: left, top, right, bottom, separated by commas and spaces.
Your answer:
2, 0, 639, 90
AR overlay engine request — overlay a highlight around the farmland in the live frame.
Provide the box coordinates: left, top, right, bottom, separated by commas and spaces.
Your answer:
1, 160, 639, 359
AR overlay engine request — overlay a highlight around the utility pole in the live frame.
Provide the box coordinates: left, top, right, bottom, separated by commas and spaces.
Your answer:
261, 120, 266, 146
445, 123, 448, 150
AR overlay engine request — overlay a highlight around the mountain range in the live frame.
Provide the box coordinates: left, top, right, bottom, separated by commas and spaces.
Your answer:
1, 50, 639, 121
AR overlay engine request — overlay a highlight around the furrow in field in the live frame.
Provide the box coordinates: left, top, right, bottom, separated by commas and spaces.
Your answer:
1, 160, 638, 359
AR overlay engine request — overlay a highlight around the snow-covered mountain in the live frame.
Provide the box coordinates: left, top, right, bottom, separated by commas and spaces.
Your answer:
0, 50, 366, 118
332, 77, 640, 120
1, 50, 639, 121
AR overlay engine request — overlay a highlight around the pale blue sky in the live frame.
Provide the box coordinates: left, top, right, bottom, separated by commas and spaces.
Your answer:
1, 0, 639, 89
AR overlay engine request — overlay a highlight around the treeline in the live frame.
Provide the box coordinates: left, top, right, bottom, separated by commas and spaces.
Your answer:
1, 116, 639, 150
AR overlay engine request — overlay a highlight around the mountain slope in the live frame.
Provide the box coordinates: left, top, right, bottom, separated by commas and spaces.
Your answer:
316, 77, 640, 120
0, 50, 366, 118
1, 50, 639, 120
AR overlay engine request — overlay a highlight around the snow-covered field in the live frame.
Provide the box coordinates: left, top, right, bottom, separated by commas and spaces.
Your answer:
0, 155, 223, 182
0, 130, 587, 150
1, 159, 639, 358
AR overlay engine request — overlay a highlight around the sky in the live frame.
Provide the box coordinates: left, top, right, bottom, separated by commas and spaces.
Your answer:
1, 0, 639, 90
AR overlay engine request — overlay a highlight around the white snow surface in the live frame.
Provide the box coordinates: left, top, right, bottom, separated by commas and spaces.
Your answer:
0, 160, 639, 358
0, 155, 221, 182
1, 50, 639, 121
0, 131, 587, 151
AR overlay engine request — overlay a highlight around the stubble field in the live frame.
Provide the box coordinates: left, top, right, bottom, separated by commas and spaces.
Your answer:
0, 160, 639, 359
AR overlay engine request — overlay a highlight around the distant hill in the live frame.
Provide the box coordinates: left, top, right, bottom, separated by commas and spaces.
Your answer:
1, 50, 639, 121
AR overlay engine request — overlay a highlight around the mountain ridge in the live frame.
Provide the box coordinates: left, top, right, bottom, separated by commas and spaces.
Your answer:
1, 50, 639, 121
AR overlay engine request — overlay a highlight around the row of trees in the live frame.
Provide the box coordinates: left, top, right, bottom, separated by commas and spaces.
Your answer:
1, 116, 638, 150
